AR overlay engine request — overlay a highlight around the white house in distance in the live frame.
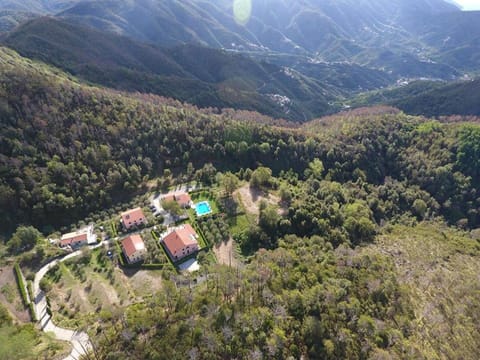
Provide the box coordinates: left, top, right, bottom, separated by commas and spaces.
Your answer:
162, 224, 199, 262
121, 234, 146, 264
60, 225, 96, 248
121, 207, 147, 231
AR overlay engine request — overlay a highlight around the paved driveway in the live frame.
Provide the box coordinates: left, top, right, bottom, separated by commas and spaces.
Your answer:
33, 244, 103, 359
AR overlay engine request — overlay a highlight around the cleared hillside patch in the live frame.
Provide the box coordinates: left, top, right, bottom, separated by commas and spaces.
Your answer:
43, 248, 163, 330
370, 223, 480, 359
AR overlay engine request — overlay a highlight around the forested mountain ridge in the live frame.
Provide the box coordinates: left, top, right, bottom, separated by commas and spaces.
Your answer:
348, 78, 480, 117
0, 46, 310, 232
1, 0, 480, 122
0, 47, 479, 235
1, 17, 342, 121
0, 0, 477, 80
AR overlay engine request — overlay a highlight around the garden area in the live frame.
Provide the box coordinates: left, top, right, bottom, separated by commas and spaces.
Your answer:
196, 215, 230, 246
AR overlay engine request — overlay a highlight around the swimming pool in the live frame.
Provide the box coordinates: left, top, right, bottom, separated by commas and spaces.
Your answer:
195, 201, 212, 216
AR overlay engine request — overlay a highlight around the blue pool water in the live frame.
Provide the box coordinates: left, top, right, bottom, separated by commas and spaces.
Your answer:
195, 201, 212, 216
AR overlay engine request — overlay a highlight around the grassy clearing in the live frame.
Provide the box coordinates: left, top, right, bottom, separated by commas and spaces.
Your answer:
369, 222, 480, 360
227, 213, 251, 237
0, 321, 70, 360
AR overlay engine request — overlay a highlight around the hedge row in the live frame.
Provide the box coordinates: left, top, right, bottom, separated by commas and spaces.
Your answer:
27, 281, 34, 303
141, 264, 166, 270
14, 263, 29, 306
29, 303, 37, 322
114, 241, 126, 266
14, 263, 37, 322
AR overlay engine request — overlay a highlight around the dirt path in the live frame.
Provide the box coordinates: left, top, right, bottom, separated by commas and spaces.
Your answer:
213, 238, 239, 268
234, 184, 282, 216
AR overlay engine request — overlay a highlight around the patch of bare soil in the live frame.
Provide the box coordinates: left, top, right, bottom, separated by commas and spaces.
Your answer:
0, 265, 30, 322
91, 281, 120, 305
213, 238, 239, 267
125, 269, 163, 297
235, 184, 283, 216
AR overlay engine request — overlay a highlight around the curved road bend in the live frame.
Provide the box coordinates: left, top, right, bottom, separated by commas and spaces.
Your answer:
33, 244, 104, 360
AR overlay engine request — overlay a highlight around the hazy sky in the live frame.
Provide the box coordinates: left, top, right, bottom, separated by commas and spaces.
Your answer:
456, 0, 480, 10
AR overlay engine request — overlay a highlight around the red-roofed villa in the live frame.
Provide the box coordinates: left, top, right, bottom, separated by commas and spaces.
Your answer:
162, 224, 199, 262
162, 192, 192, 208
121, 234, 146, 264
121, 207, 147, 230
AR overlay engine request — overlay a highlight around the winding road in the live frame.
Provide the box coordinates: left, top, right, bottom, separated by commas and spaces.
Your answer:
32, 244, 104, 360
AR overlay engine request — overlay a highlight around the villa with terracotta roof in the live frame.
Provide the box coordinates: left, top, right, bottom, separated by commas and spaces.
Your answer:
162, 192, 192, 208
121, 207, 147, 230
121, 234, 146, 264
162, 224, 199, 262
60, 225, 96, 248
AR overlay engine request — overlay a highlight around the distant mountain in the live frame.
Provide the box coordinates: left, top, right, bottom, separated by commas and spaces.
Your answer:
0, 0, 478, 79
349, 79, 480, 117
1, 0, 479, 120
0, 0, 79, 13
58, 0, 457, 53
0, 9, 37, 32
2, 17, 344, 120
51, 0, 474, 78
415, 11, 480, 71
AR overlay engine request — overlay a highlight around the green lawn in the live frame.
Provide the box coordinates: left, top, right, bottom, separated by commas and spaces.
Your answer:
227, 213, 251, 237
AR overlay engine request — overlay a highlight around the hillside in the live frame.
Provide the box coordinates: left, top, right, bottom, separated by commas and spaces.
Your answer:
0, 45, 315, 232
0, 45, 480, 360
1, 17, 340, 120
416, 10, 480, 71
0, 0, 478, 81
0, 46, 479, 234
0, 10, 37, 32
372, 223, 480, 359
350, 79, 480, 117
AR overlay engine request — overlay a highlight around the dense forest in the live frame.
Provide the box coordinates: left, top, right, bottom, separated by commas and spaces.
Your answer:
1, 47, 480, 360
0, 47, 479, 235
88, 221, 480, 360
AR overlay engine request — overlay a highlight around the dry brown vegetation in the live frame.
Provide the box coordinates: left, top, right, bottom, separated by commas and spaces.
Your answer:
369, 223, 480, 359
213, 237, 239, 268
